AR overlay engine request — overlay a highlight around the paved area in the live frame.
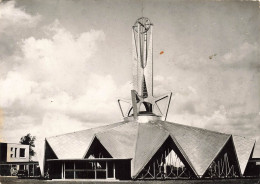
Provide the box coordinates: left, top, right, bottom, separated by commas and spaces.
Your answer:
0, 177, 259, 184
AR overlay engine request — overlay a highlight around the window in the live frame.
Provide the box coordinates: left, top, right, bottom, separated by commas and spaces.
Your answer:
10, 147, 13, 151
19, 165, 24, 170
15, 148, 17, 157
20, 148, 25, 158
10, 154, 14, 158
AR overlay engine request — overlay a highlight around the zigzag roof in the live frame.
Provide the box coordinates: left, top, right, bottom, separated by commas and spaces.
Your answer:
46, 120, 254, 178
233, 135, 255, 175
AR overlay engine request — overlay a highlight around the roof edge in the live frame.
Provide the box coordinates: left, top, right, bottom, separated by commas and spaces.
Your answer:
230, 135, 242, 176
82, 134, 97, 159
132, 132, 170, 179
169, 133, 198, 176
201, 135, 232, 178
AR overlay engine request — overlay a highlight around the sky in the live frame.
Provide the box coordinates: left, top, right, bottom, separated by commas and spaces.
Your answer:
0, 0, 259, 158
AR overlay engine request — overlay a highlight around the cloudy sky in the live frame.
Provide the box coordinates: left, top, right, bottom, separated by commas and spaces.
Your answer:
0, 0, 259, 157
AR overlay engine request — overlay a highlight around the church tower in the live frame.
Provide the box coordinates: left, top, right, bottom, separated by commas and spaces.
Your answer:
118, 17, 172, 121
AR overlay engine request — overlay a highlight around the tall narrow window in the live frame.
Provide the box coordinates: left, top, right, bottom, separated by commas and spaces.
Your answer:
14, 148, 17, 157
20, 148, 25, 158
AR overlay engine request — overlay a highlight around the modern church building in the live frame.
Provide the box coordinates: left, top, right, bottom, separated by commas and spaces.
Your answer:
43, 18, 259, 180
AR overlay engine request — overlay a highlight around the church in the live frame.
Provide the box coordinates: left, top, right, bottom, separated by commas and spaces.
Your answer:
42, 17, 258, 180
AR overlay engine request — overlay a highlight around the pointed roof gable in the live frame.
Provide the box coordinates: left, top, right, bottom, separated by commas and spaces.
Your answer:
160, 121, 230, 176
233, 135, 255, 175
133, 122, 169, 177
46, 121, 126, 159
45, 120, 254, 179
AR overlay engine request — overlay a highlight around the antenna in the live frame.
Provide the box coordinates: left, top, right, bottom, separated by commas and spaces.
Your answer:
141, 0, 144, 18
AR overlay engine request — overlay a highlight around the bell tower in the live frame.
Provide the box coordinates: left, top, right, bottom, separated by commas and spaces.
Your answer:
118, 17, 172, 121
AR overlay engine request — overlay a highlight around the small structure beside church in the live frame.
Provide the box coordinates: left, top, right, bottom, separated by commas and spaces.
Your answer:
0, 142, 40, 177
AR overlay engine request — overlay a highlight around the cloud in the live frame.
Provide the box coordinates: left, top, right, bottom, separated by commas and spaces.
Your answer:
40, 112, 86, 138
171, 42, 259, 71
19, 20, 105, 94
222, 42, 259, 69
0, 18, 123, 144
0, 1, 40, 33
0, 72, 37, 108
155, 72, 259, 146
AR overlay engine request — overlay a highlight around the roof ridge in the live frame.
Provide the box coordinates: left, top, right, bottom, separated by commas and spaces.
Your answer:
47, 121, 125, 139
94, 121, 132, 135
151, 121, 170, 134
163, 120, 230, 136
132, 122, 140, 175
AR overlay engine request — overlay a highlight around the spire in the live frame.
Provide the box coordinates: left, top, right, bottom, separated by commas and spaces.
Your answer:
118, 17, 173, 121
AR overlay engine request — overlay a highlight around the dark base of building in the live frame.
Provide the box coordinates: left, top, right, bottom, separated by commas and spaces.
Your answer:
46, 159, 131, 180
0, 162, 40, 177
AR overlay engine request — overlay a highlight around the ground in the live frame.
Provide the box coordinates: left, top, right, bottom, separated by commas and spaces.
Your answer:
0, 177, 260, 184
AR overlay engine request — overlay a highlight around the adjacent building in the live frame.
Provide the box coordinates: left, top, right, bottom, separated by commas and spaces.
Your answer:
0, 142, 39, 176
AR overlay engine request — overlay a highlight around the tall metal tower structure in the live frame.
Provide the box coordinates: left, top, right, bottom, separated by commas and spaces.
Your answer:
118, 17, 172, 121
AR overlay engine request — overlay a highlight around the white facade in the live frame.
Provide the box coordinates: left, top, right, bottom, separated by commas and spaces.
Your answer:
6, 143, 29, 163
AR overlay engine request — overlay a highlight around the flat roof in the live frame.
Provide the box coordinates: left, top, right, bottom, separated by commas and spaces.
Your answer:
47, 158, 132, 162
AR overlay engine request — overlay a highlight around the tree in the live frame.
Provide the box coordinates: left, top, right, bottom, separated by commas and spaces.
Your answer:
20, 133, 36, 161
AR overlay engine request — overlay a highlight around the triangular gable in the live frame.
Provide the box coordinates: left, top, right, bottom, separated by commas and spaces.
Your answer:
46, 121, 125, 159
169, 134, 197, 175
233, 135, 255, 175
203, 136, 241, 177
84, 137, 112, 158
45, 140, 58, 160
133, 123, 169, 178
135, 136, 197, 179
160, 121, 230, 176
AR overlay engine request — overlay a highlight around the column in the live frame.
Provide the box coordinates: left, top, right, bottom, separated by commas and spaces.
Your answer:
27, 164, 29, 177
94, 162, 97, 179
113, 162, 115, 179
32, 164, 34, 177
64, 162, 66, 179
153, 162, 156, 179
61, 162, 63, 179
74, 161, 75, 179
106, 161, 108, 179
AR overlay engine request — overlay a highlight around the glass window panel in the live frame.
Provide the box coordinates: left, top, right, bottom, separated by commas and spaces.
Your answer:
75, 161, 86, 169
96, 161, 106, 169
15, 148, 17, 157
19, 165, 24, 170
65, 171, 74, 179
75, 171, 87, 179
19, 148, 25, 157
65, 162, 74, 170
86, 171, 95, 179
86, 162, 95, 170
107, 162, 114, 178
96, 171, 106, 179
